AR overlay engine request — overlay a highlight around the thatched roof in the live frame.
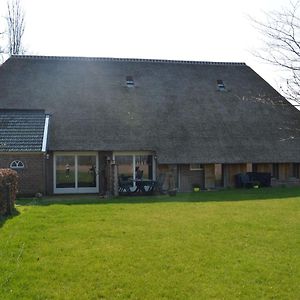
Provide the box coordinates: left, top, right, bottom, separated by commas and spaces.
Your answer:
0, 55, 300, 163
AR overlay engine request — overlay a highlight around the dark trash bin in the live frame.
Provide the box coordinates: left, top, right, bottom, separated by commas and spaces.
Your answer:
235, 173, 253, 188
247, 172, 271, 187
235, 172, 271, 188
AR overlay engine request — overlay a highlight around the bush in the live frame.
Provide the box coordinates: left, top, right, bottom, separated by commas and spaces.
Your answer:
0, 169, 18, 216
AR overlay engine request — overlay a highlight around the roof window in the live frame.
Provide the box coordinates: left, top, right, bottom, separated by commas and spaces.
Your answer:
126, 76, 134, 87
217, 79, 226, 91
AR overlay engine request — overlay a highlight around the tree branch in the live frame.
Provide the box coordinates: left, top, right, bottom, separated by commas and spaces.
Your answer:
251, 1, 300, 102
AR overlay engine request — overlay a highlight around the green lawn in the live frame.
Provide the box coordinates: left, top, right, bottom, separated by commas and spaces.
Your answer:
0, 188, 299, 299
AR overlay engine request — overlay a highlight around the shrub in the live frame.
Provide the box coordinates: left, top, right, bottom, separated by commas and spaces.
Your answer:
0, 169, 18, 216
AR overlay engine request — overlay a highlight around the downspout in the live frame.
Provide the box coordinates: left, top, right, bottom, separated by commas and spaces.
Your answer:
43, 153, 47, 195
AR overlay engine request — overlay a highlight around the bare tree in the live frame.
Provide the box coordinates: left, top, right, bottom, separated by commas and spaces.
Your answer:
0, 21, 6, 59
6, 0, 25, 55
252, 1, 300, 103
0, 31, 5, 57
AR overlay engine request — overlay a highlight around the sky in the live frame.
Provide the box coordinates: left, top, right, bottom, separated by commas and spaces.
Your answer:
0, 0, 295, 91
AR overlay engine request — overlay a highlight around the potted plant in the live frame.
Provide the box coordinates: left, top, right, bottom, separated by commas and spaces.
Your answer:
192, 184, 200, 192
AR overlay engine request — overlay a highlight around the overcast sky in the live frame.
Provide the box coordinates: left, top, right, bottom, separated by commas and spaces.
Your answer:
0, 0, 294, 91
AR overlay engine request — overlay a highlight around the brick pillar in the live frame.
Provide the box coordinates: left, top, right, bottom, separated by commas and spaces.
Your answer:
111, 163, 119, 196
214, 164, 222, 187
105, 158, 112, 197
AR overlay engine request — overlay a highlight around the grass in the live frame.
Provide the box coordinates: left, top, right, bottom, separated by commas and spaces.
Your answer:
0, 187, 299, 299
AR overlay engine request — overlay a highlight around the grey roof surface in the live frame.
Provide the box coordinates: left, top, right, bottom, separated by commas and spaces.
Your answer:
0, 109, 46, 152
1, 55, 300, 163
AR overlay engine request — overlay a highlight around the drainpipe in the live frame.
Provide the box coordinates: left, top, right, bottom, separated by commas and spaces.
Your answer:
43, 153, 47, 195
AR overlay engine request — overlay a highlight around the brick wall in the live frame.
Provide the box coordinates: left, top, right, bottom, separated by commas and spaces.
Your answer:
159, 163, 300, 191
45, 154, 53, 195
0, 153, 45, 196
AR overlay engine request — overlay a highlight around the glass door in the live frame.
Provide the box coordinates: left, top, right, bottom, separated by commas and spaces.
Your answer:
114, 152, 155, 192
115, 154, 154, 180
78, 155, 97, 188
54, 153, 99, 194
55, 155, 76, 188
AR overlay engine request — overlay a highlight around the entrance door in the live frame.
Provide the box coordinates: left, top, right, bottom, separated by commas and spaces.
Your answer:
54, 153, 99, 194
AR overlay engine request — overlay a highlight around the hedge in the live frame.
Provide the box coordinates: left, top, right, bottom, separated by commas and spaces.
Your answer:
0, 169, 18, 216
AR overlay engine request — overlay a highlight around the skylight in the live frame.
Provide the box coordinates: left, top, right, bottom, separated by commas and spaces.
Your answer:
126, 76, 134, 87
217, 79, 226, 91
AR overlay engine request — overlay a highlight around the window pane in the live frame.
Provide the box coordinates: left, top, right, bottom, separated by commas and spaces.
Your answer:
10, 160, 24, 169
56, 156, 75, 188
135, 155, 153, 179
78, 156, 97, 187
116, 156, 133, 180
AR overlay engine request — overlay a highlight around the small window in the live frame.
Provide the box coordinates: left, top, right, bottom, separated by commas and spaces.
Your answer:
217, 79, 226, 91
126, 76, 134, 87
190, 164, 204, 171
10, 160, 25, 169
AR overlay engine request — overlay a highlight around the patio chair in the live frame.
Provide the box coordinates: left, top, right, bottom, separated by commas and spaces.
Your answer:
118, 176, 132, 194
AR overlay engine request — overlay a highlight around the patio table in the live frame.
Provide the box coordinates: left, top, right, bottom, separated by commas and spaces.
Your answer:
133, 179, 156, 193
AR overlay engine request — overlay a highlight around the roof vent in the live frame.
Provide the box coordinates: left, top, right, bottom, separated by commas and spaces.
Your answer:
126, 76, 134, 87
217, 79, 226, 91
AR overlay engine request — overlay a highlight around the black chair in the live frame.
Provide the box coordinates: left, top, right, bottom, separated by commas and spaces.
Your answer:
118, 176, 132, 194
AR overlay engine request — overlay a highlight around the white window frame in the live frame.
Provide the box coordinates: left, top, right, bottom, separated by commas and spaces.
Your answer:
10, 160, 25, 169
113, 151, 156, 182
53, 152, 99, 194
190, 164, 203, 171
